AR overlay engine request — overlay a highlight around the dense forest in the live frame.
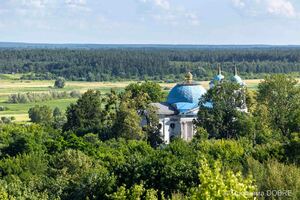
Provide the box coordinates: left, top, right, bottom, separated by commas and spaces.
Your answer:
0, 47, 300, 81
0, 75, 299, 199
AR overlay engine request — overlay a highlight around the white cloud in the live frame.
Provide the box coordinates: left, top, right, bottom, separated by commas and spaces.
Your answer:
153, 0, 170, 10
266, 0, 296, 17
10, 0, 50, 8
139, 0, 200, 26
231, 0, 299, 18
232, 0, 246, 8
65, 0, 87, 8
140, 0, 170, 10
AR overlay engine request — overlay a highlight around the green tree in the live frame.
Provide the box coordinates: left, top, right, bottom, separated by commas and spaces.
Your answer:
50, 149, 116, 199
125, 82, 164, 103
257, 74, 300, 138
63, 90, 113, 136
113, 100, 145, 140
196, 82, 252, 139
54, 77, 66, 88
52, 107, 66, 129
28, 105, 53, 124
53, 107, 62, 118
285, 132, 300, 164
109, 184, 158, 200
190, 158, 256, 200
247, 158, 300, 200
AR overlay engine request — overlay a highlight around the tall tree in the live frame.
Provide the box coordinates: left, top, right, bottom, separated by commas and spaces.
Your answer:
196, 82, 252, 139
125, 82, 165, 103
257, 74, 300, 138
63, 90, 113, 137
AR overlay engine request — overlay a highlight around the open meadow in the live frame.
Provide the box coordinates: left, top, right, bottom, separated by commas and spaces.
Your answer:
0, 76, 297, 122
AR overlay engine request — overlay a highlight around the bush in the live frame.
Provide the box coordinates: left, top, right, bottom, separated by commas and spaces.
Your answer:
28, 105, 53, 124
0, 106, 9, 111
54, 77, 66, 88
0, 116, 14, 124
70, 90, 81, 98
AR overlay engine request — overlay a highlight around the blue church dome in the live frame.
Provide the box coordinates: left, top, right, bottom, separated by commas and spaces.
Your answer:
167, 83, 207, 104
212, 74, 224, 82
231, 75, 244, 85
209, 65, 224, 88
231, 66, 245, 85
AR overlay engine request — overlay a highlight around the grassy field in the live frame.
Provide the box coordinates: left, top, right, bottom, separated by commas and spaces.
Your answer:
0, 76, 298, 122
0, 79, 132, 122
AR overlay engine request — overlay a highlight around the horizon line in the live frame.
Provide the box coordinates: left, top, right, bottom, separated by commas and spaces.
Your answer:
1, 41, 300, 46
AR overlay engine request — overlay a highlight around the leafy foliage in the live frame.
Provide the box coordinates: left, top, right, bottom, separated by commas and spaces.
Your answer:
54, 77, 66, 88
0, 74, 299, 199
190, 158, 256, 200
257, 75, 300, 138
28, 105, 53, 124
196, 82, 252, 139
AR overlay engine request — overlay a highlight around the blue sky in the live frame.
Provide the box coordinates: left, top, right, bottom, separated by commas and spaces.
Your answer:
0, 0, 300, 44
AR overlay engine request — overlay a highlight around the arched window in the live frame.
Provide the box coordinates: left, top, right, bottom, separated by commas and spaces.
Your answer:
158, 123, 162, 130
170, 123, 175, 129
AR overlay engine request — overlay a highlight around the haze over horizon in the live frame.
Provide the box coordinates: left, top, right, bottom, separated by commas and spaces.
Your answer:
1, 0, 300, 45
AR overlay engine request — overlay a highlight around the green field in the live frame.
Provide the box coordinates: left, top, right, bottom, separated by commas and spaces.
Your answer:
0, 78, 130, 122
0, 75, 296, 122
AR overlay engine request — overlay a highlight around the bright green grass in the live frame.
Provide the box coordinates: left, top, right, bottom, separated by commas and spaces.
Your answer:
0, 73, 22, 80
0, 86, 83, 96
0, 98, 77, 115
0, 98, 78, 122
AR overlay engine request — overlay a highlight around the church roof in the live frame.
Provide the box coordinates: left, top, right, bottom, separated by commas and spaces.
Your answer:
167, 83, 207, 105
152, 72, 214, 115
151, 102, 178, 115
210, 65, 224, 84
172, 102, 199, 113
231, 75, 244, 84
165, 72, 207, 113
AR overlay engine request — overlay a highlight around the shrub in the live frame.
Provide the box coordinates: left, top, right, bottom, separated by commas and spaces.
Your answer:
0, 106, 9, 111
54, 77, 66, 88
0, 117, 12, 124
28, 105, 53, 124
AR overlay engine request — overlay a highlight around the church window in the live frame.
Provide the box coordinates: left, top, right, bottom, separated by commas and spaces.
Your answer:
170, 123, 175, 129
158, 123, 162, 130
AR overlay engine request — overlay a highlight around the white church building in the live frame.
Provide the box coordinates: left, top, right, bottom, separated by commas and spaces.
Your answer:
151, 67, 246, 144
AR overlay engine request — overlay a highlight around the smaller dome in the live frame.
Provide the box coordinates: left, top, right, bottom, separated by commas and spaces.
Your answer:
231, 66, 245, 85
210, 65, 224, 88
231, 75, 244, 85
213, 74, 224, 82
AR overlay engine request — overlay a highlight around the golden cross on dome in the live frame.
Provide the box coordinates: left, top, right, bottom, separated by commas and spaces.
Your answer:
185, 72, 193, 84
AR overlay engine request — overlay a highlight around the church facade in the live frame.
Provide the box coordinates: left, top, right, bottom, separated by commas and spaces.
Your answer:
152, 67, 246, 144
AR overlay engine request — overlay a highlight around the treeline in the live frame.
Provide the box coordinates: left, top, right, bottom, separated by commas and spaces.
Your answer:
8, 90, 81, 104
0, 48, 300, 81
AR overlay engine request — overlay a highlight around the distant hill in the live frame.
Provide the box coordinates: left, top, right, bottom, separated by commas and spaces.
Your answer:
1, 42, 300, 50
